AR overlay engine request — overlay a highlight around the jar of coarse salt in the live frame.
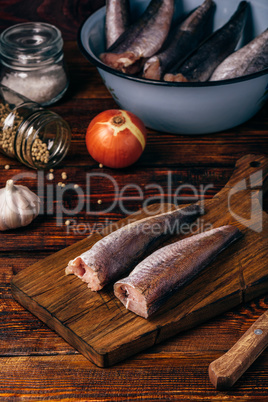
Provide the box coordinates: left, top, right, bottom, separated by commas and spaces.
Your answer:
0, 22, 69, 106
0, 84, 71, 169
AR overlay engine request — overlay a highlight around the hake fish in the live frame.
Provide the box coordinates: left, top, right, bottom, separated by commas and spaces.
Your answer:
114, 225, 242, 319
210, 28, 268, 81
65, 204, 201, 291
143, 0, 215, 80
244, 43, 268, 75
105, 0, 130, 49
164, 1, 249, 83
100, 0, 174, 74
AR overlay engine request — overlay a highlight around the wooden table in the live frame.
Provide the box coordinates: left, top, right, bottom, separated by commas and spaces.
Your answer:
1, 2, 268, 400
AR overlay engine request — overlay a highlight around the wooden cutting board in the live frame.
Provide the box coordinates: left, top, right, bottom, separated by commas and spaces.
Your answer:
11, 154, 268, 367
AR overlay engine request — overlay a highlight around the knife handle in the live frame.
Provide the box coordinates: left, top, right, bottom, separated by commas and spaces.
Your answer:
209, 310, 268, 390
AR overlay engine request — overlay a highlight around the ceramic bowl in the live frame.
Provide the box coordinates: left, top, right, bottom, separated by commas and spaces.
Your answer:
78, 0, 268, 134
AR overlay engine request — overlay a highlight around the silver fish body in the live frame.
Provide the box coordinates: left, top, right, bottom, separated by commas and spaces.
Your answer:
143, 0, 215, 80
100, 0, 174, 74
164, 1, 249, 82
210, 28, 268, 81
105, 0, 130, 49
65, 203, 201, 291
114, 225, 242, 318
244, 43, 268, 75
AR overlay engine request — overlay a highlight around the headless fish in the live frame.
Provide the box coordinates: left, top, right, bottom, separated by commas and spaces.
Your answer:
143, 0, 215, 80
65, 204, 201, 291
114, 225, 242, 319
100, 0, 174, 74
105, 0, 130, 49
164, 1, 249, 83
244, 42, 268, 75
210, 28, 268, 81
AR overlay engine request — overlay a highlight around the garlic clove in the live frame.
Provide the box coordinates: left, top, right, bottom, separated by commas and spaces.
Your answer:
0, 180, 41, 231
0, 194, 9, 231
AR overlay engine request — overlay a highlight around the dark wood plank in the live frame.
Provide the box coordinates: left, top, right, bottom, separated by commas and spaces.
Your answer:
2, 255, 267, 362
0, 349, 267, 401
0, 166, 232, 251
0, 162, 266, 251
0, 0, 105, 40
0, 252, 77, 356
11, 155, 268, 367
0, 0, 267, 394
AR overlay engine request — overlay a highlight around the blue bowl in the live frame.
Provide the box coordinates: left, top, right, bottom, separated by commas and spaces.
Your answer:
78, 0, 268, 134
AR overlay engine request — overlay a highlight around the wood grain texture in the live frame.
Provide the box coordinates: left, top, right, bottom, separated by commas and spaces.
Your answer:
0, 0, 105, 40
11, 154, 268, 367
0, 1, 268, 394
0, 351, 267, 401
2, 252, 266, 362
209, 310, 268, 390
0, 352, 268, 402
0, 166, 232, 251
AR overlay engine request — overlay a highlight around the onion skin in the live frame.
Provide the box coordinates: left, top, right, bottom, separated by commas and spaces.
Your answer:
86, 109, 147, 168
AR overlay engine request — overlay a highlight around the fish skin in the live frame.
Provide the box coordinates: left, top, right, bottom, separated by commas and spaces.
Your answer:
210, 28, 268, 81
143, 0, 215, 80
164, 1, 249, 83
105, 0, 130, 49
65, 203, 201, 291
244, 42, 268, 75
114, 225, 242, 319
100, 0, 174, 74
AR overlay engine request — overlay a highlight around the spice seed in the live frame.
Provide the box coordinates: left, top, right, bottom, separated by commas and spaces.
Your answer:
48, 173, 54, 180
97, 199, 102, 204
61, 172, 67, 180
0, 104, 23, 158
31, 136, 50, 166
99, 163, 103, 168
74, 184, 79, 189
65, 220, 71, 226
4, 164, 10, 170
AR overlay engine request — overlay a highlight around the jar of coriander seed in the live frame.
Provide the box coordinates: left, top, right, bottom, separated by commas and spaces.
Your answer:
0, 84, 71, 169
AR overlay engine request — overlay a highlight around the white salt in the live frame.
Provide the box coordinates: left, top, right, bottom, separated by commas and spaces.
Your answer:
1, 65, 68, 105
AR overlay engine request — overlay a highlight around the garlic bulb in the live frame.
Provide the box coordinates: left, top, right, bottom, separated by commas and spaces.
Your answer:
0, 180, 40, 231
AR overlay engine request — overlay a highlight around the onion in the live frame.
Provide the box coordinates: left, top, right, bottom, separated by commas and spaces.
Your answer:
86, 109, 147, 168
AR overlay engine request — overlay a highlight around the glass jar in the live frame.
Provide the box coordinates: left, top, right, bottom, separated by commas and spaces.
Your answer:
0, 22, 69, 106
0, 84, 71, 169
